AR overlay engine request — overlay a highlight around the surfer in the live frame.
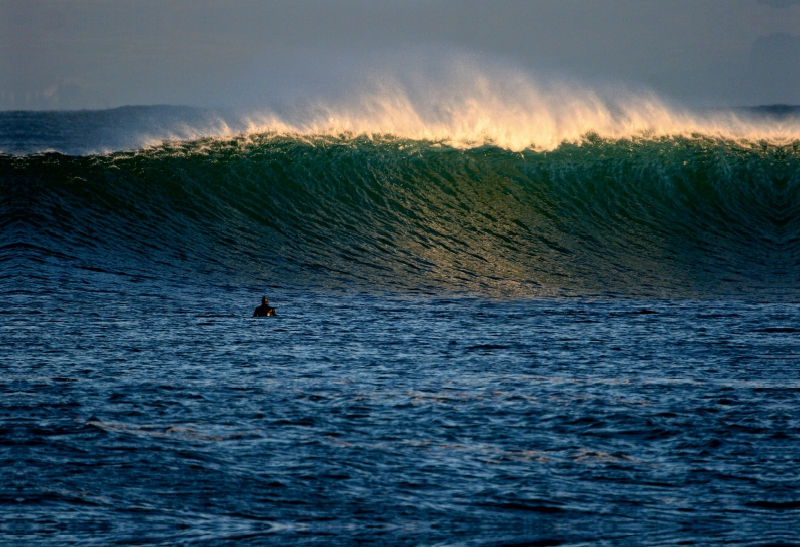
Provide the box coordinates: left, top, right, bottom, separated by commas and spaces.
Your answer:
253, 296, 277, 317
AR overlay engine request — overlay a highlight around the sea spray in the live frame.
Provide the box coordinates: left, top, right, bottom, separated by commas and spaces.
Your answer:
4, 66, 800, 156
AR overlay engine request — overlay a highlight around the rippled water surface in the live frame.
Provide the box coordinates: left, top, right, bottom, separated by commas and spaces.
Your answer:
3, 265, 800, 546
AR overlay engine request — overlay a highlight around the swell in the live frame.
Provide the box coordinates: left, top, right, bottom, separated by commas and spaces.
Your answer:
3, 134, 800, 297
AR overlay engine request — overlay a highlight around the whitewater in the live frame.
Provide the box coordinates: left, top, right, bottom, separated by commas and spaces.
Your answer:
4, 68, 800, 156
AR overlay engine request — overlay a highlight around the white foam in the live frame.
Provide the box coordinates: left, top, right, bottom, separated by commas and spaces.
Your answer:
140, 61, 800, 152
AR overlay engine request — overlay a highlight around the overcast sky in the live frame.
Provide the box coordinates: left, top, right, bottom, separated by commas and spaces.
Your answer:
2, 0, 800, 111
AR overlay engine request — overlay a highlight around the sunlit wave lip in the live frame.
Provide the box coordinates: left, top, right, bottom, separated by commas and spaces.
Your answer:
4, 80, 800, 155
147, 123, 800, 157
199, 70, 800, 152
171, 102, 800, 153
6, 45, 800, 156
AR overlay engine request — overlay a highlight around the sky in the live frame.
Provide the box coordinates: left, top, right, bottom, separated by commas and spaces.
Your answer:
2, 0, 800, 111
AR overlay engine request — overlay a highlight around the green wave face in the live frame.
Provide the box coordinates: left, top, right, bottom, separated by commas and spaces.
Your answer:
4, 135, 800, 298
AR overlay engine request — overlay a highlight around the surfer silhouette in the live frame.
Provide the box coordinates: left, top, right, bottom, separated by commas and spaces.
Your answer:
253, 296, 276, 317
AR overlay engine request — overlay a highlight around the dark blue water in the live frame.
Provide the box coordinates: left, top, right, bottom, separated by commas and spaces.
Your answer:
3, 108, 800, 546
5, 270, 800, 546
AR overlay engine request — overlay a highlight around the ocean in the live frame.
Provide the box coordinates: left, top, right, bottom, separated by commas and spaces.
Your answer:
2, 105, 800, 546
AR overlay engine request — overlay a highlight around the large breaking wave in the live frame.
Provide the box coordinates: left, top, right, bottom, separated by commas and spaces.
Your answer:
3, 127, 799, 297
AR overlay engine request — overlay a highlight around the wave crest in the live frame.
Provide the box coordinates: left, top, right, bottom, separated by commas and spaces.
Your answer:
229, 66, 800, 151
4, 61, 800, 156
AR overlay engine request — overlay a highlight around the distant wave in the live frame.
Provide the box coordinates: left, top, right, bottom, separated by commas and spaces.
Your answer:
3, 132, 799, 298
